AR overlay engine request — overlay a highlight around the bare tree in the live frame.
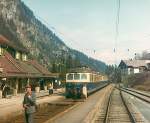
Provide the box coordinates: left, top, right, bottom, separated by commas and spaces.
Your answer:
135, 51, 150, 60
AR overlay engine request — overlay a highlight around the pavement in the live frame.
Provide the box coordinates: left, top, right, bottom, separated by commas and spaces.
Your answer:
0, 89, 65, 119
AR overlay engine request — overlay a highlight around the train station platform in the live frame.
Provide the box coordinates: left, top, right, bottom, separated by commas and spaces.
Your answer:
0, 89, 65, 119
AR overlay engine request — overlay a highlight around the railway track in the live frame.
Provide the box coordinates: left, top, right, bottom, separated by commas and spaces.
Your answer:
124, 88, 150, 98
120, 88, 150, 104
95, 88, 136, 123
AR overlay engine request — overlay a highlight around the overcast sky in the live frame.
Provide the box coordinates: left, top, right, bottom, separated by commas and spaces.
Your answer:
22, 0, 150, 65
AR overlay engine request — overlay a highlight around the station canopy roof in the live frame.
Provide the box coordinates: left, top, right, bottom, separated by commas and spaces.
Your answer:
0, 50, 57, 78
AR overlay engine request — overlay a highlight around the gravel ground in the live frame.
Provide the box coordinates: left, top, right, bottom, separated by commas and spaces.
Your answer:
0, 101, 75, 123
0, 93, 65, 120
123, 92, 150, 123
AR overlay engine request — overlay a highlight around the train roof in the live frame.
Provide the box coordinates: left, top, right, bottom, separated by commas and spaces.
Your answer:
69, 67, 99, 74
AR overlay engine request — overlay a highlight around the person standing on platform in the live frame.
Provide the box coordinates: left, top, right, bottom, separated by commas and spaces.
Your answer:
23, 85, 36, 123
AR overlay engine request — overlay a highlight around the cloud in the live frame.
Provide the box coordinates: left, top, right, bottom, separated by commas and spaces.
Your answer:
57, 25, 115, 50
22, 0, 150, 65
54, 25, 150, 65
92, 49, 134, 65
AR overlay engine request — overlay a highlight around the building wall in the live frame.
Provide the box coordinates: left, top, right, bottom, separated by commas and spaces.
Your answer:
134, 68, 140, 74
127, 68, 131, 75
127, 68, 140, 74
0, 46, 3, 55
121, 68, 135, 75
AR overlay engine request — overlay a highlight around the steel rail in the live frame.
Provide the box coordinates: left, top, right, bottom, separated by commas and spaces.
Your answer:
122, 87, 150, 98
104, 88, 136, 123
104, 89, 112, 123
119, 88, 150, 104
120, 90, 136, 123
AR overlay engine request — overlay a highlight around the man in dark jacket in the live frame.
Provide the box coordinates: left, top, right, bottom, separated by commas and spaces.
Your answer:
23, 85, 36, 123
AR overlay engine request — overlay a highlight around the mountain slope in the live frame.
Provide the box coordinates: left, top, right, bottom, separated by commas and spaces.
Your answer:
0, 0, 106, 72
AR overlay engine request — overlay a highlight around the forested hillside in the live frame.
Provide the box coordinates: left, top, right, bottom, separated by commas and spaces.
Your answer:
0, 0, 106, 73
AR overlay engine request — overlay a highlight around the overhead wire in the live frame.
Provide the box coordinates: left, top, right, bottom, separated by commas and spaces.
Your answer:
114, 0, 121, 64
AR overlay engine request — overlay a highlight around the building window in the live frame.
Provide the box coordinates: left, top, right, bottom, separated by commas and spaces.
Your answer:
81, 74, 87, 80
67, 74, 73, 80
15, 51, 21, 60
74, 73, 80, 80
134, 68, 139, 74
0, 46, 3, 56
22, 53, 27, 61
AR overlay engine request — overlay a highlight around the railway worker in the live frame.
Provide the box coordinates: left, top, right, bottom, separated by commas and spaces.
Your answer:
23, 85, 36, 123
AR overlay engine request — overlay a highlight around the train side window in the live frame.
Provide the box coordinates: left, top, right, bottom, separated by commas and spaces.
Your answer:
67, 74, 73, 80
74, 73, 80, 80
81, 74, 87, 80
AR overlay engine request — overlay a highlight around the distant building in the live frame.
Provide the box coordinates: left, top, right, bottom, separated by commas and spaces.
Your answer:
0, 35, 58, 98
119, 59, 150, 75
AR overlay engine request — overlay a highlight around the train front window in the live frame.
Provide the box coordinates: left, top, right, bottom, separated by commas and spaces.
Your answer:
81, 74, 87, 80
74, 73, 80, 80
67, 74, 73, 80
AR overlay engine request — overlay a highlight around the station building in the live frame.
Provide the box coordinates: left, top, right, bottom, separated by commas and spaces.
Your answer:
0, 35, 58, 98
